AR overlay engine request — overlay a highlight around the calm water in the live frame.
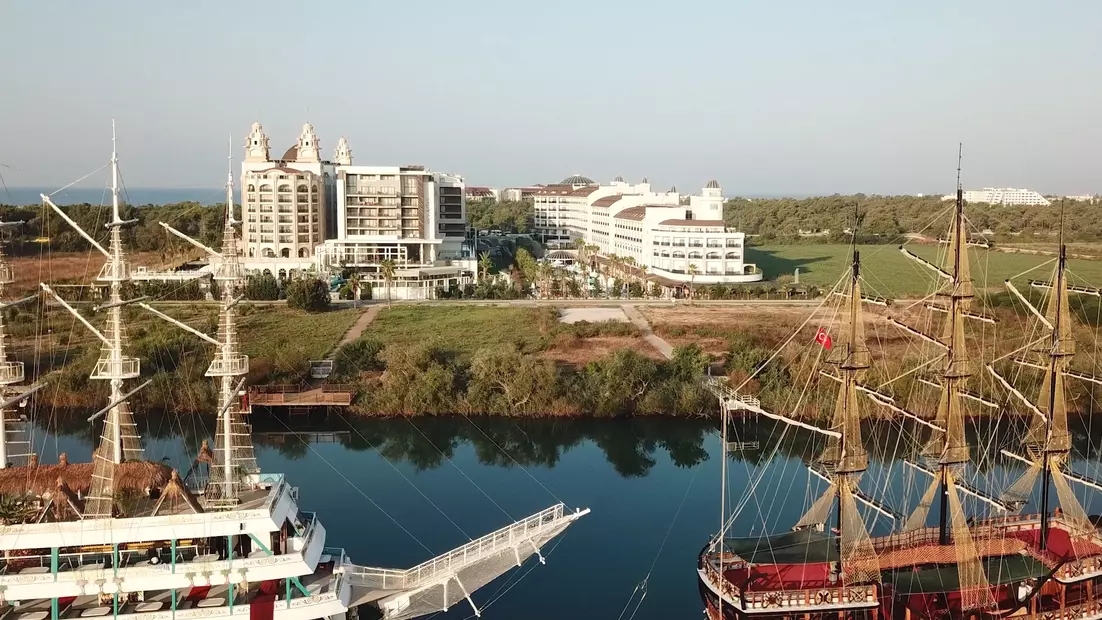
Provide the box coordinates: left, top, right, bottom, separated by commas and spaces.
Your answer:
30, 414, 1102, 619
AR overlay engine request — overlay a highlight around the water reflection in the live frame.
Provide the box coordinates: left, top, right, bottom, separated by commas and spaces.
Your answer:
43, 410, 1102, 479
252, 415, 715, 478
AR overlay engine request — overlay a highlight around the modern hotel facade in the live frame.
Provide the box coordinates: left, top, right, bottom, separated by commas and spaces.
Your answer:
239, 122, 471, 298
533, 175, 761, 284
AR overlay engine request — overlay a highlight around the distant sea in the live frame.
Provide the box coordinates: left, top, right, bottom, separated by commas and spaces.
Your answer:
2, 187, 224, 207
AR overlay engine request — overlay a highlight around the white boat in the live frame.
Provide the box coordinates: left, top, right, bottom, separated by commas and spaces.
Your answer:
0, 125, 588, 620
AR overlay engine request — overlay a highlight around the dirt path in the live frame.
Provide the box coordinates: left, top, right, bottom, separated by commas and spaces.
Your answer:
620, 304, 673, 359
328, 305, 382, 356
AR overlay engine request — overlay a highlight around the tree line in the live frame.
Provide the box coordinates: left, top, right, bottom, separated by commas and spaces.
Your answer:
0, 201, 227, 256
726, 194, 1102, 243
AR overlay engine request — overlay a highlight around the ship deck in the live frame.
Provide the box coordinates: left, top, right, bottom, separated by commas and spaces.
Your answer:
0, 565, 340, 620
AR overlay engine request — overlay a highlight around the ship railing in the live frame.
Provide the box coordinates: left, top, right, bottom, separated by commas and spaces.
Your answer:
0, 543, 205, 574
1015, 598, 1102, 620
347, 503, 570, 590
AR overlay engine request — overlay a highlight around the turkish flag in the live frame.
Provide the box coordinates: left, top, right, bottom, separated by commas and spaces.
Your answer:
814, 327, 833, 350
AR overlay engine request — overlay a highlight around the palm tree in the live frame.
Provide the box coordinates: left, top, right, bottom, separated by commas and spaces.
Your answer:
638, 265, 648, 299
380, 259, 396, 308
572, 238, 587, 267
478, 252, 493, 284
687, 263, 699, 304
347, 272, 363, 308
537, 262, 554, 299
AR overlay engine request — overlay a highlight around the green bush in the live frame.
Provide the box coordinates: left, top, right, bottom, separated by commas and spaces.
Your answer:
285, 278, 331, 312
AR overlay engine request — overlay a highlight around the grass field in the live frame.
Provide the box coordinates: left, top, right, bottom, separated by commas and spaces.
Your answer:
360, 306, 552, 357
747, 244, 1102, 297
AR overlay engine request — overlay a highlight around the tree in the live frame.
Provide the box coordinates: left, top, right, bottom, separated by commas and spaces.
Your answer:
285, 278, 331, 312
244, 273, 280, 300
687, 263, 700, 304
348, 272, 363, 308
380, 259, 397, 308
478, 252, 493, 283
639, 265, 649, 298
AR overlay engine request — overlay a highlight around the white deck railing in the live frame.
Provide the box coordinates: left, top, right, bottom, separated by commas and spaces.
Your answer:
347, 503, 582, 591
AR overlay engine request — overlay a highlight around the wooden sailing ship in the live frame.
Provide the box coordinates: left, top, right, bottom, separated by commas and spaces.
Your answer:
699, 177, 1102, 619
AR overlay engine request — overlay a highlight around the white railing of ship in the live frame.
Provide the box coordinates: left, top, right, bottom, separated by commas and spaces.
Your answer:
0, 516, 322, 585
348, 504, 568, 590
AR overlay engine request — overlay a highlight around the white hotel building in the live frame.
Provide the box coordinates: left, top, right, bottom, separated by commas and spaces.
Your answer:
942, 187, 1051, 206
239, 122, 471, 298
533, 175, 762, 285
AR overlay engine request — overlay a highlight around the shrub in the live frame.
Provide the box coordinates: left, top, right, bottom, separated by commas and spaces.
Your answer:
285, 278, 331, 312
244, 274, 280, 300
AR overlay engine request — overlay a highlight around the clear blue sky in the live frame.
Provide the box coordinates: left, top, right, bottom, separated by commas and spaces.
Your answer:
1, 0, 1098, 195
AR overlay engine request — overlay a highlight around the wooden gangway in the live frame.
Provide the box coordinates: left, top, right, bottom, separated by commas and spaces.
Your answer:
248, 384, 354, 407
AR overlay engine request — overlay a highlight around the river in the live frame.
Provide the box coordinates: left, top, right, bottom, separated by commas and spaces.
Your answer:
32, 414, 1102, 619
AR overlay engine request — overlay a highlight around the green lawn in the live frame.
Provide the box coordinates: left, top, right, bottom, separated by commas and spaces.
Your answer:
361, 306, 548, 356
747, 244, 1102, 298
238, 306, 361, 361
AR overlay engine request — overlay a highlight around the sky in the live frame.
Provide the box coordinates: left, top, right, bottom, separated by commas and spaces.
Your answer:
1, 0, 1099, 196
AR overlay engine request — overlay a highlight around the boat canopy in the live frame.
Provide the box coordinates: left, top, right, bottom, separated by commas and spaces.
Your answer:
725, 529, 838, 564
884, 555, 1048, 595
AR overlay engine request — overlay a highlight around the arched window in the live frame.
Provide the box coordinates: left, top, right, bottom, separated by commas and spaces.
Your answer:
278, 269, 287, 279
263, 268, 273, 276
246, 184, 256, 192
297, 184, 308, 193
672, 251, 685, 259
280, 248, 290, 258
277, 184, 292, 193
262, 248, 275, 258
259, 184, 272, 192
248, 248, 255, 257
688, 251, 703, 259
726, 252, 740, 259
298, 248, 308, 258
312, 185, 319, 192
706, 252, 720, 259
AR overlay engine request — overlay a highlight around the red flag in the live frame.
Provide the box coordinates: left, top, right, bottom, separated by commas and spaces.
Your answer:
814, 327, 833, 350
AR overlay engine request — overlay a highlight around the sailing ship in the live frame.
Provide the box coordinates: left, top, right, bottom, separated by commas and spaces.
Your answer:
698, 177, 1102, 619
0, 125, 587, 620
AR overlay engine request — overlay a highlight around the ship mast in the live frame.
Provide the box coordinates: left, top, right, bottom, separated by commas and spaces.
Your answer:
794, 245, 879, 585
895, 148, 994, 611
999, 209, 1093, 550
40, 121, 145, 518
0, 225, 43, 468
138, 136, 257, 507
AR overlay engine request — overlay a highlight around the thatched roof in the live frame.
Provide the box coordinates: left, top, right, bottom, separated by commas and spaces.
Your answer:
0, 456, 172, 497
37, 477, 84, 522
197, 440, 214, 464
151, 470, 203, 516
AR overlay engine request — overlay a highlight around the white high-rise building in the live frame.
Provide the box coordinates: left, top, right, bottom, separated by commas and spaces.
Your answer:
942, 187, 1051, 206
533, 175, 762, 285
240, 122, 337, 276
239, 122, 472, 297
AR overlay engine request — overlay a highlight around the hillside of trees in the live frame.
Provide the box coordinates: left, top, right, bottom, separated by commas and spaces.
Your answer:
726, 194, 1102, 243
0, 201, 225, 256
